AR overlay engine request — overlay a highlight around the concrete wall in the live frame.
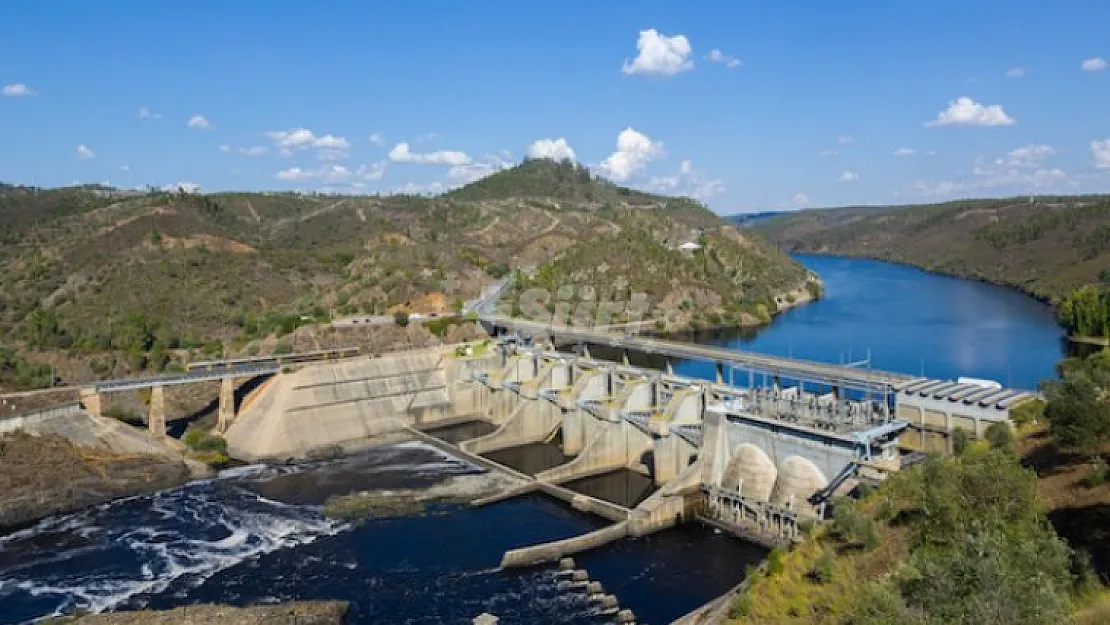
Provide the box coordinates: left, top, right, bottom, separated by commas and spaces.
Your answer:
651, 433, 697, 485
539, 417, 653, 484
225, 348, 460, 460
700, 409, 856, 517
500, 521, 630, 568
561, 371, 609, 456
462, 393, 563, 455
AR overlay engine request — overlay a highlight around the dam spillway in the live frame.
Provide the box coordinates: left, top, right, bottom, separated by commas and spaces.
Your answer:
217, 333, 1038, 563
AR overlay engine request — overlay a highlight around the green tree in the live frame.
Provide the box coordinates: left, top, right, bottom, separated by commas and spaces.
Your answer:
1043, 360, 1110, 458
24, 307, 61, 348
394, 310, 410, 327
984, 421, 1016, 454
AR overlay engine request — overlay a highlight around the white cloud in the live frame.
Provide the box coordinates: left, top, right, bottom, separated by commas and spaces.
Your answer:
837, 135, 855, 145
276, 164, 352, 183
1082, 57, 1107, 72
1004, 67, 1026, 79
893, 147, 915, 156
1092, 139, 1110, 169
187, 114, 211, 129
356, 162, 387, 181
621, 29, 694, 76
369, 132, 385, 146
925, 97, 1015, 127
791, 192, 811, 207
910, 179, 969, 198
446, 155, 513, 186
138, 106, 161, 119
119, 165, 130, 172
706, 49, 741, 68
387, 142, 471, 166
2, 83, 35, 97
818, 149, 838, 158
527, 137, 576, 161
240, 146, 267, 157
647, 158, 724, 200
76, 145, 95, 160
599, 127, 665, 181
926, 150, 939, 156
317, 149, 349, 162
840, 170, 859, 183
999, 144, 1055, 168
266, 128, 350, 152
218, 145, 231, 153
162, 181, 202, 193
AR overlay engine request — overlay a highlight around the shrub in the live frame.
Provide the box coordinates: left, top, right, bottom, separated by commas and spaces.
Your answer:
765, 547, 787, 577
812, 547, 837, 584
272, 341, 293, 355
1081, 460, 1109, 488
394, 310, 410, 327
951, 428, 972, 455
183, 429, 228, 453
1010, 398, 1044, 427
984, 421, 1016, 454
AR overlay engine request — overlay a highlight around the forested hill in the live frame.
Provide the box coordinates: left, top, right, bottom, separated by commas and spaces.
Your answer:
750, 195, 1110, 303
0, 159, 809, 389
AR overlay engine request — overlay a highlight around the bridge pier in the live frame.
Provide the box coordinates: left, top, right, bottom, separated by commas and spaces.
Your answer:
218, 377, 236, 432
148, 385, 166, 437
79, 387, 103, 418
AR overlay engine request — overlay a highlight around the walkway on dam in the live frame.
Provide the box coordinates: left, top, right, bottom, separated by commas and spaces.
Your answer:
86, 347, 361, 392
481, 314, 915, 393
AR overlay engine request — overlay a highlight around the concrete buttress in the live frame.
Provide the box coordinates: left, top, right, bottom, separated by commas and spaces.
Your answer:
79, 387, 103, 418
148, 385, 167, 437
218, 377, 236, 432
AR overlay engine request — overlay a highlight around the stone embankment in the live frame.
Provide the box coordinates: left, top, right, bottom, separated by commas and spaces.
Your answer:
0, 407, 198, 530
52, 601, 349, 624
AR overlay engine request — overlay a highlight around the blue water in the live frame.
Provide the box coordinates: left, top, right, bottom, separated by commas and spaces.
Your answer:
0, 442, 764, 625
674, 254, 1065, 391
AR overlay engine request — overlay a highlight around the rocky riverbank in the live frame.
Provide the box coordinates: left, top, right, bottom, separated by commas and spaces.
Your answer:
0, 431, 192, 530
47, 601, 349, 624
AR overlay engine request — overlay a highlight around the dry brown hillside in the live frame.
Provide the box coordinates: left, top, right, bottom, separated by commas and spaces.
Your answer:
0, 160, 808, 390
749, 195, 1110, 302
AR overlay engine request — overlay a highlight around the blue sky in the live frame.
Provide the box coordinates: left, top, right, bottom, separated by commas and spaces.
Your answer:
2, 0, 1109, 213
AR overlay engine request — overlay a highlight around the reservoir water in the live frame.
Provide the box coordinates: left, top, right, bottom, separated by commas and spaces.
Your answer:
672, 255, 1066, 391
0, 255, 1069, 624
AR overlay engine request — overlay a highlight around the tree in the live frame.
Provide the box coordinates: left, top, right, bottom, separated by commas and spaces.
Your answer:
1043, 355, 1110, 458
394, 310, 410, 327
984, 421, 1016, 454
24, 307, 61, 348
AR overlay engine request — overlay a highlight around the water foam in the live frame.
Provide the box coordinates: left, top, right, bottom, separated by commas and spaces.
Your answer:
0, 479, 347, 620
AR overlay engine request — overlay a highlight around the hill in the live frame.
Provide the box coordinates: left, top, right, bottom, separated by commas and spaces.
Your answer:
750, 195, 1110, 303
0, 159, 809, 390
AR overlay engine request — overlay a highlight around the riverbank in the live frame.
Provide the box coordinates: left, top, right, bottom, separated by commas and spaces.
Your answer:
0, 420, 197, 531
51, 601, 349, 624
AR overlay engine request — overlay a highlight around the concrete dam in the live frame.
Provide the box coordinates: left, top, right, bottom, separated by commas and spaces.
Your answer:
211, 336, 1028, 568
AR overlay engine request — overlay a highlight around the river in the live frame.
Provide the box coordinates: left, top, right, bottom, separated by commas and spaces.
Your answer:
672, 254, 1066, 390
0, 255, 1068, 624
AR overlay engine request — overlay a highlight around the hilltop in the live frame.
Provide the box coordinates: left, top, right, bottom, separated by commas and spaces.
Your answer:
0, 159, 809, 390
749, 195, 1110, 303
